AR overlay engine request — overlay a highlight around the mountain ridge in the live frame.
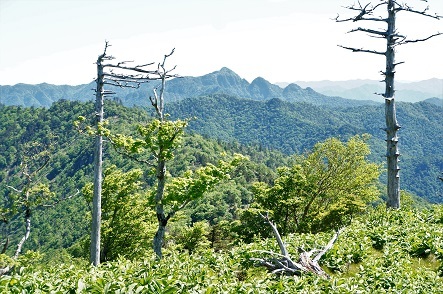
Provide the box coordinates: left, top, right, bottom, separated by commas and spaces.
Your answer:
0, 68, 378, 108
282, 78, 443, 102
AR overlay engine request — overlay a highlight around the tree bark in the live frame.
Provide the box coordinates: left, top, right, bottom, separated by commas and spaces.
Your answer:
153, 157, 167, 259
153, 219, 167, 259
91, 52, 105, 266
337, 0, 442, 210
384, 0, 401, 209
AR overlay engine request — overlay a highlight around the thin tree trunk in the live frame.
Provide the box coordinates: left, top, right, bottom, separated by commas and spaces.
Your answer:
384, 0, 401, 209
91, 55, 104, 266
153, 221, 167, 259
153, 158, 167, 259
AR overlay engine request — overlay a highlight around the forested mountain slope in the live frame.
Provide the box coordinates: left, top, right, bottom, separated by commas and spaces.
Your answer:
167, 94, 443, 203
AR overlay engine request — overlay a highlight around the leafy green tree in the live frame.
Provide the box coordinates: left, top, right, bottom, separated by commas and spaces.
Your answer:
99, 51, 247, 259
108, 118, 246, 258
251, 135, 381, 234
83, 166, 156, 262
169, 220, 211, 254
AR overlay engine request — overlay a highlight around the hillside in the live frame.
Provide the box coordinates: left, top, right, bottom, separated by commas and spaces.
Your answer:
0, 68, 377, 108
0, 100, 442, 292
167, 94, 443, 203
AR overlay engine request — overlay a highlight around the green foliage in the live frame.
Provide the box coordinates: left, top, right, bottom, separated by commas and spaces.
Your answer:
250, 135, 381, 235
0, 100, 287, 254
82, 166, 156, 261
105, 118, 189, 166
170, 221, 211, 254
0, 254, 14, 269
162, 154, 248, 211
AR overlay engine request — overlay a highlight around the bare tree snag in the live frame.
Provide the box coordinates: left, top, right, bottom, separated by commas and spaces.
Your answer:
336, 0, 442, 209
251, 213, 341, 278
90, 42, 176, 265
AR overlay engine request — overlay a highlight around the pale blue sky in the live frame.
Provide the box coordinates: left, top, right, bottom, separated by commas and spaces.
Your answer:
0, 0, 442, 85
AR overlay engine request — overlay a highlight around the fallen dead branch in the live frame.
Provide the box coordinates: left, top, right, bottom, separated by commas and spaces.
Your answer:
251, 212, 342, 279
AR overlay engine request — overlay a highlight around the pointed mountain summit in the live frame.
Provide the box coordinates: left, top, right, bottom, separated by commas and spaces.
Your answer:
248, 77, 282, 100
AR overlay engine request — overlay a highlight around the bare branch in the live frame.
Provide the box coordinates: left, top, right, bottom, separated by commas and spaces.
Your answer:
335, 1, 388, 22
396, 3, 441, 19
399, 32, 443, 45
348, 27, 387, 36
6, 185, 22, 193
313, 229, 343, 262
0, 266, 10, 276
252, 214, 342, 278
103, 80, 141, 89
104, 63, 159, 75
259, 212, 288, 257
41, 189, 80, 208
338, 45, 386, 55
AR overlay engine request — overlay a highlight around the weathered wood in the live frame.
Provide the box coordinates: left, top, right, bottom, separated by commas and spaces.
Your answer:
90, 43, 106, 266
252, 213, 341, 278
384, 0, 401, 209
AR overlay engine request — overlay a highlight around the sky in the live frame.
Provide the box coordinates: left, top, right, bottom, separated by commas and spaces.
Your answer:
0, 0, 442, 86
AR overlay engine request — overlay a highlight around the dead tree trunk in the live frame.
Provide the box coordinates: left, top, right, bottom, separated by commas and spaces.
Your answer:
336, 0, 442, 209
384, 0, 401, 208
90, 48, 105, 266
251, 213, 341, 278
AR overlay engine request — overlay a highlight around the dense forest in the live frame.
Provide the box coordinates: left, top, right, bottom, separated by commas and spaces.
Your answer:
0, 95, 442, 291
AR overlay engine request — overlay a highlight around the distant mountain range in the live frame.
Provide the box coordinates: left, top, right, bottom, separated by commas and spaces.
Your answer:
279, 78, 443, 103
0, 68, 379, 108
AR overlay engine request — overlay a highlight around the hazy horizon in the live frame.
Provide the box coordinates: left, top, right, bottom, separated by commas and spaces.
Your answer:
1, 0, 442, 85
